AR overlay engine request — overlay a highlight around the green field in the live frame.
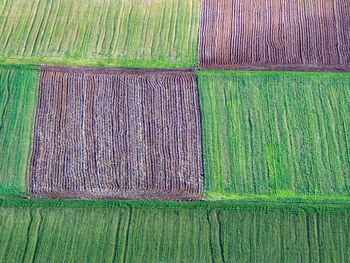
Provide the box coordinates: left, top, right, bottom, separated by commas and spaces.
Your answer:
0, 0, 200, 68
198, 71, 350, 198
0, 65, 40, 196
0, 199, 349, 263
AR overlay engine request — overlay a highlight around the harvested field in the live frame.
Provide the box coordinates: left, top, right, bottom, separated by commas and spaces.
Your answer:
29, 66, 203, 200
0, 0, 200, 68
0, 66, 40, 195
199, 0, 350, 71
1, 203, 350, 262
198, 70, 350, 197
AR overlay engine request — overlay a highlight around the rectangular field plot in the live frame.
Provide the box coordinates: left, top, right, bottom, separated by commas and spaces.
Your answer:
198, 71, 350, 197
199, 0, 350, 71
0, 66, 40, 195
0, 0, 200, 68
1, 205, 349, 263
29, 67, 203, 200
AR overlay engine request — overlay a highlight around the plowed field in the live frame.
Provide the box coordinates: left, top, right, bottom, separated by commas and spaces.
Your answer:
30, 67, 203, 200
199, 0, 350, 71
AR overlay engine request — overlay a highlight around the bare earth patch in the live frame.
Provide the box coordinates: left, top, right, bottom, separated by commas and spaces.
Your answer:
29, 66, 204, 200
199, 0, 350, 71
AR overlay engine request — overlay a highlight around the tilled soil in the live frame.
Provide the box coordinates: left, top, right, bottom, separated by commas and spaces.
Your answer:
29, 66, 204, 200
199, 0, 350, 71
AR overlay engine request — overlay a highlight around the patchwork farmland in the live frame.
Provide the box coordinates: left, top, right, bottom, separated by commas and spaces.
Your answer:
29, 67, 203, 200
199, 0, 350, 71
4, 65, 350, 202
0, 0, 350, 262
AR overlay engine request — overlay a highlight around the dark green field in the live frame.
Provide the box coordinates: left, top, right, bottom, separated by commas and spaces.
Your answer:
0, 66, 40, 196
0, 199, 349, 263
198, 71, 350, 199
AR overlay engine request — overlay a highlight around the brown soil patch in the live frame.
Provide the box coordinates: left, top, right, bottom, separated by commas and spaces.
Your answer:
199, 0, 350, 71
29, 66, 204, 200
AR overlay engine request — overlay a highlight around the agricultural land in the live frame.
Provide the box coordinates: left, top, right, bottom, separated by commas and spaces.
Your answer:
0, 0, 350, 262
0, 65, 40, 196
0, 0, 200, 68
0, 199, 350, 263
199, 0, 350, 71
30, 66, 203, 200
198, 70, 350, 200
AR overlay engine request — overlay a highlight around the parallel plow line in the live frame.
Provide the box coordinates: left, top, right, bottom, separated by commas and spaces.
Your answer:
199, 0, 350, 71
29, 67, 204, 200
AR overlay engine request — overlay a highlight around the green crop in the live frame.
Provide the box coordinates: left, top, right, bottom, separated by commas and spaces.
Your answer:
0, 65, 40, 195
0, 0, 200, 68
0, 202, 349, 262
198, 70, 350, 199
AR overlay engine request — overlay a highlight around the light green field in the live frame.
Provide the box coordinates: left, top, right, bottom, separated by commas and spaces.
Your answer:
0, 65, 40, 196
198, 71, 350, 199
0, 0, 200, 68
0, 199, 349, 263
